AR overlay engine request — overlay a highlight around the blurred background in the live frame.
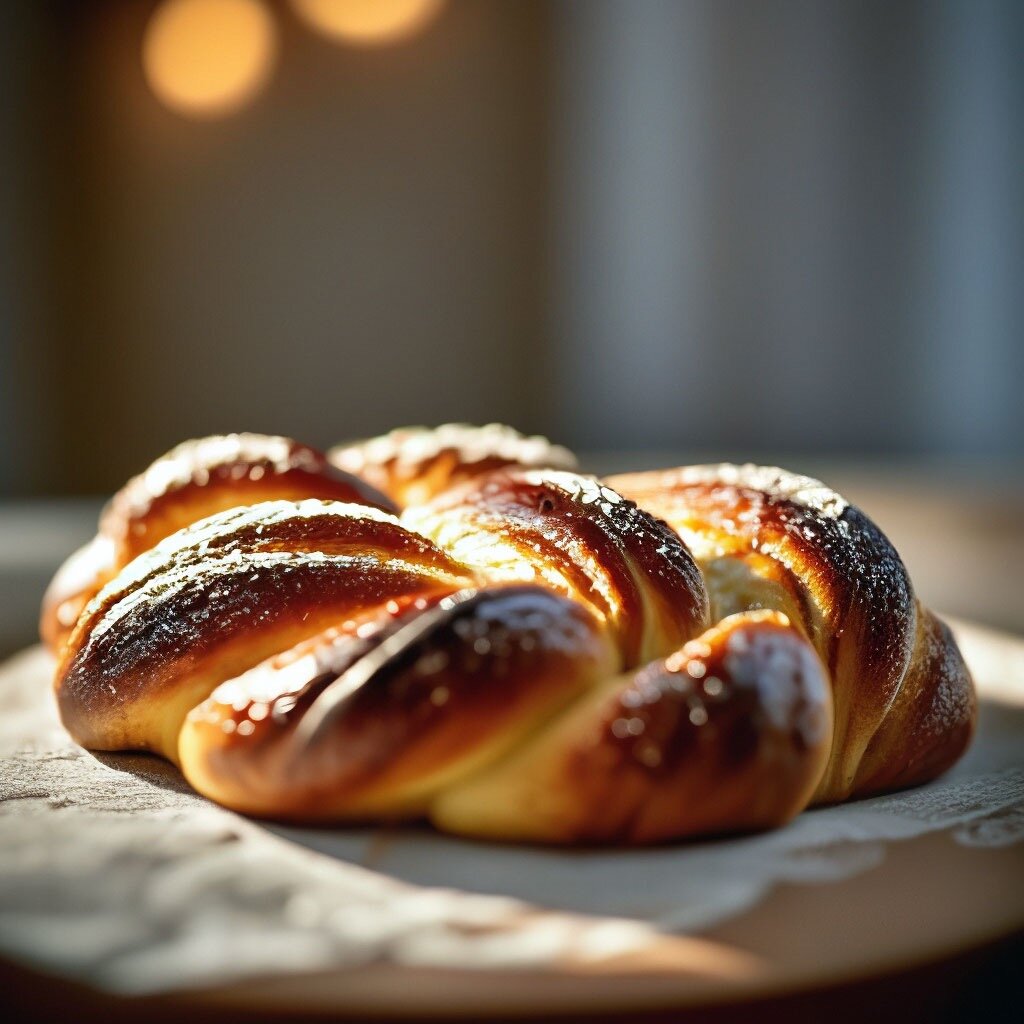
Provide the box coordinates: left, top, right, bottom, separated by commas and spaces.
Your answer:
1, 0, 1022, 652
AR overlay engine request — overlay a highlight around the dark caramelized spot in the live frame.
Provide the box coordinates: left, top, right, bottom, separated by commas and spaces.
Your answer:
296, 586, 603, 754
56, 500, 475, 747
69, 499, 468, 647
187, 586, 610, 812
599, 614, 829, 780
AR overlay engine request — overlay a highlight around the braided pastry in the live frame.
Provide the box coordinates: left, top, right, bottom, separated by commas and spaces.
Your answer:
45, 425, 974, 844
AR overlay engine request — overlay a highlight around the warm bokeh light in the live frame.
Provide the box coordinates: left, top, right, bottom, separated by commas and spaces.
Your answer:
143, 0, 277, 118
291, 0, 445, 46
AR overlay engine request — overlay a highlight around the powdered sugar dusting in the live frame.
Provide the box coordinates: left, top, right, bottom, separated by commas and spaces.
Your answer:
331, 424, 576, 478
120, 434, 312, 521
677, 464, 849, 520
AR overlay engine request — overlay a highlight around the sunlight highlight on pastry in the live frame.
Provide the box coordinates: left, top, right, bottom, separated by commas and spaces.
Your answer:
46, 423, 975, 844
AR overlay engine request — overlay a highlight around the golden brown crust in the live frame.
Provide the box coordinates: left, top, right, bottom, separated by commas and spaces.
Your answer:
607, 464, 974, 801
45, 430, 976, 845
56, 501, 473, 760
849, 608, 975, 796
404, 470, 709, 666
41, 434, 394, 654
432, 611, 832, 843
179, 586, 617, 820
329, 423, 577, 508
102, 434, 394, 560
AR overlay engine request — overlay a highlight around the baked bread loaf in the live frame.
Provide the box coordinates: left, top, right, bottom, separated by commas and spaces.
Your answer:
45, 425, 975, 844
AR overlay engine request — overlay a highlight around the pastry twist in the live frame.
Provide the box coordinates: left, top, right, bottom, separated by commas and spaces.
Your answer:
605, 466, 975, 802
46, 425, 974, 844
40, 434, 393, 653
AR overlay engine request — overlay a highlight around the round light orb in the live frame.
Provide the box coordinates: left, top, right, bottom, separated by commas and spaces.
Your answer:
291, 0, 445, 46
143, 0, 277, 118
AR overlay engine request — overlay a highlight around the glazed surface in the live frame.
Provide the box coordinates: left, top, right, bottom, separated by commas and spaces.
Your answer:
47, 425, 975, 843
41, 434, 391, 653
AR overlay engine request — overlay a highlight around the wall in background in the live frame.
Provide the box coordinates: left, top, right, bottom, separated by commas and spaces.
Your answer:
0, 0, 1021, 497
0, 3, 55, 495
12, 0, 551, 494
551, 0, 1024, 455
